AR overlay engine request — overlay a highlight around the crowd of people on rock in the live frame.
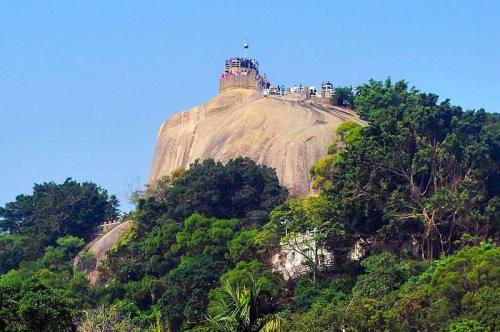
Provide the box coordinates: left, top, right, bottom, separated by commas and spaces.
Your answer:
220, 69, 255, 79
221, 57, 261, 80
225, 57, 258, 70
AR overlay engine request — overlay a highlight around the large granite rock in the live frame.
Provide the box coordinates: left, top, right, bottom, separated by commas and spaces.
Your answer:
149, 88, 363, 195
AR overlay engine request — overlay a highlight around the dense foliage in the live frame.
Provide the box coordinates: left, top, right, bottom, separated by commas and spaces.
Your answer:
310, 120, 362, 190
285, 244, 499, 331
327, 79, 499, 259
0, 79, 498, 331
0, 179, 118, 273
0, 275, 76, 332
0, 234, 93, 331
100, 157, 288, 331
148, 158, 288, 223
330, 86, 355, 108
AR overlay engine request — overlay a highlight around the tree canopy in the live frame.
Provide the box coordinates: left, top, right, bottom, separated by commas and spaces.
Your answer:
152, 158, 288, 223
325, 79, 499, 258
0, 178, 118, 273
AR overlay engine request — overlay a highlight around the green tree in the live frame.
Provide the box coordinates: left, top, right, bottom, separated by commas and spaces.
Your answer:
228, 230, 259, 262
340, 244, 499, 331
173, 213, 238, 260
293, 276, 349, 312
352, 252, 406, 298
335, 121, 362, 147
285, 301, 343, 332
0, 178, 119, 265
142, 221, 183, 276
160, 158, 288, 222
214, 260, 283, 304
0, 234, 34, 274
0, 236, 93, 312
353, 78, 415, 120
199, 279, 283, 332
447, 318, 488, 332
310, 121, 362, 190
158, 255, 227, 331
0, 275, 76, 332
327, 79, 499, 258
56, 235, 85, 260
330, 86, 354, 108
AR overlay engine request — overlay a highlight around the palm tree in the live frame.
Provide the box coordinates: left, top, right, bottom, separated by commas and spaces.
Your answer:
196, 279, 282, 332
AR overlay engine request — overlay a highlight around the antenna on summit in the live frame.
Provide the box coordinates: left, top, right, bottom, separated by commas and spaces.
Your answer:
243, 40, 249, 59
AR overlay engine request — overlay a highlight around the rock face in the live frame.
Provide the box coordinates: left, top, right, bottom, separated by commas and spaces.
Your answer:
74, 220, 133, 285
149, 88, 364, 195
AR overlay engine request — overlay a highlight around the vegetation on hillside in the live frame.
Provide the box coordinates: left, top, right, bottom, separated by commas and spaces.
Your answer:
0, 179, 118, 274
0, 79, 498, 331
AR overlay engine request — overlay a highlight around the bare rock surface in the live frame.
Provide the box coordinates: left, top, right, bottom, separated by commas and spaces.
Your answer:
150, 88, 364, 195
74, 220, 133, 285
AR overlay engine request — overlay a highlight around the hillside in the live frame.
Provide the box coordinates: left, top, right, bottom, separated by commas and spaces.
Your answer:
149, 88, 365, 195
1, 79, 497, 332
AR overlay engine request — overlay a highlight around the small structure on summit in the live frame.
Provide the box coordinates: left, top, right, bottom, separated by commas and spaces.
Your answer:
219, 42, 270, 92
321, 81, 334, 99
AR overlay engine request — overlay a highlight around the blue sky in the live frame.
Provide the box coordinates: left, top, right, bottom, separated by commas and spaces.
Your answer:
1, 1, 499, 211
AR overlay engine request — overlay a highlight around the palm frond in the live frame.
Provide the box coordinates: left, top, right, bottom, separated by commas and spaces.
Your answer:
259, 315, 283, 332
